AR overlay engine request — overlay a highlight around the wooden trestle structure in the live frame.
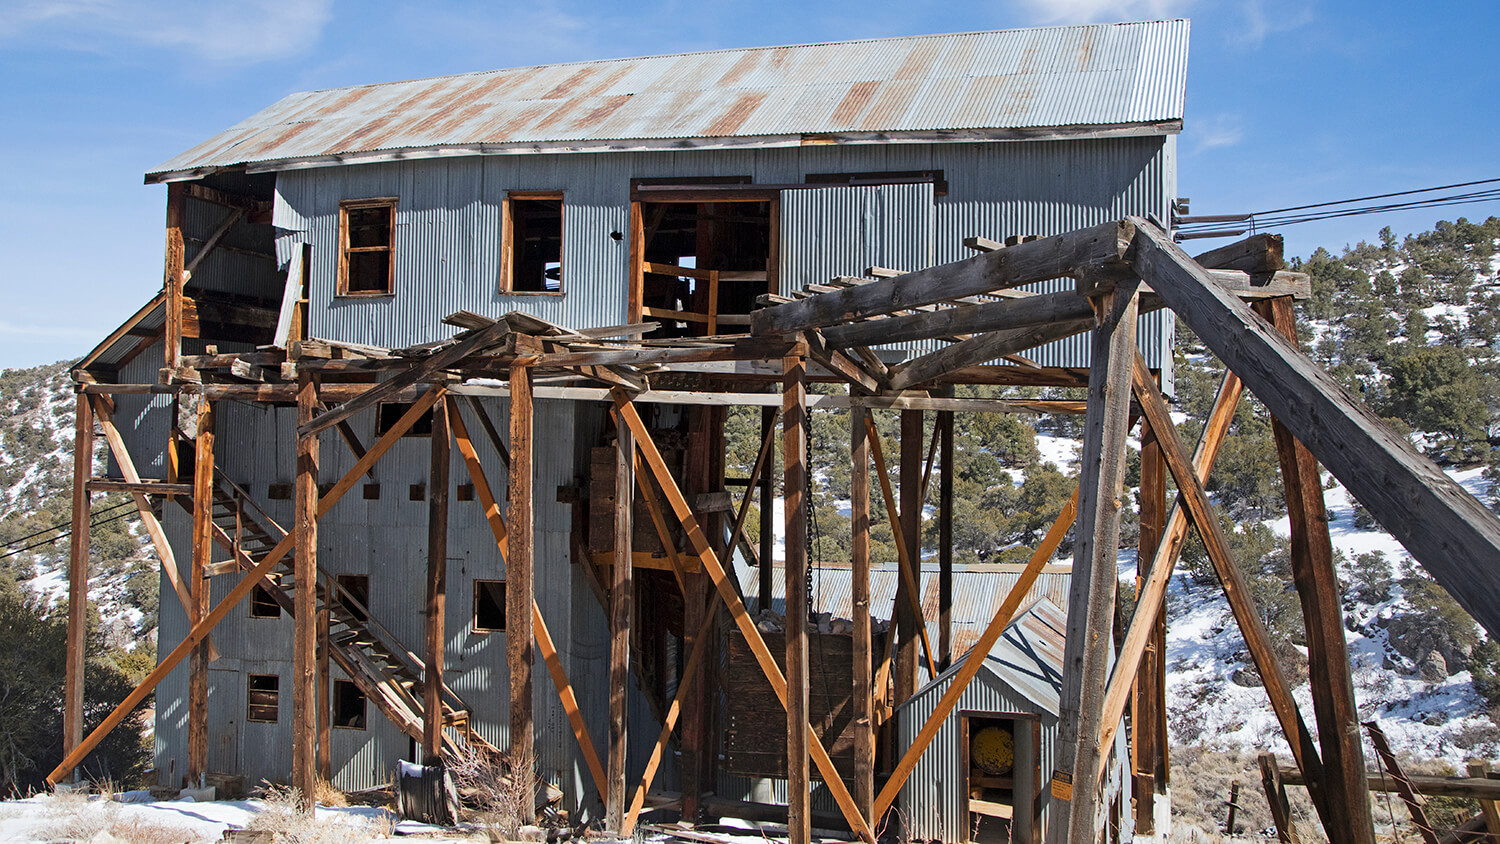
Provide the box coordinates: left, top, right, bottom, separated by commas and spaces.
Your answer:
55, 217, 1500, 844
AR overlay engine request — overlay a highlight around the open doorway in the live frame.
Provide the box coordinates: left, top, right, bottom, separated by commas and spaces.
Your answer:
630, 184, 777, 337
961, 712, 1042, 844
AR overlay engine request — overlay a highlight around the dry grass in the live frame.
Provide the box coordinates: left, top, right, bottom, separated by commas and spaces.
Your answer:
29, 789, 209, 844
246, 783, 394, 843
446, 745, 537, 837
314, 779, 348, 809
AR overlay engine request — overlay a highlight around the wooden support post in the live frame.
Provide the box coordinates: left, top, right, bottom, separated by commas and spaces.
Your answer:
317, 600, 331, 780
1364, 722, 1439, 844
507, 363, 535, 765
48, 390, 443, 787
850, 404, 875, 824
1260, 753, 1301, 843
164, 183, 186, 373
293, 372, 318, 811
895, 409, 922, 709
1049, 283, 1140, 844
613, 392, 875, 843
784, 351, 811, 844
605, 416, 633, 831
63, 393, 92, 776
424, 398, 450, 760
188, 398, 215, 785
1225, 781, 1241, 836
681, 405, 724, 823
759, 406, 776, 612
1132, 411, 1169, 834
937, 408, 953, 670
1468, 762, 1500, 837
1128, 357, 1330, 827
1256, 297, 1375, 844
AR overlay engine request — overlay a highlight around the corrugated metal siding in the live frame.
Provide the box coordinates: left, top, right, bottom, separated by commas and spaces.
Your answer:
149, 21, 1189, 178
182, 198, 282, 301
278, 138, 1172, 373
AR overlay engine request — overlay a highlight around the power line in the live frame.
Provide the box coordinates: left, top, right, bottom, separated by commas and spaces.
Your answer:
1176, 178, 1500, 237
1254, 177, 1500, 216
0, 511, 140, 561
0, 501, 135, 551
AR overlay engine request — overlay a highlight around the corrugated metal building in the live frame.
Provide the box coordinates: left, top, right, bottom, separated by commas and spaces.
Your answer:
111, 18, 1188, 830
895, 598, 1131, 843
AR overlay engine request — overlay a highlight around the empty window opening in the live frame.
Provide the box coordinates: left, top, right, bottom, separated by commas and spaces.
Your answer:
335, 574, 370, 624
332, 680, 367, 729
250, 584, 281, 618
805, 169, 947, 196
474, 580, 506, 632
504, 194, 563, 293
962, 712, 1042, 844
376, 402, 433, 437
247, 674, 280, 723
635, 198, 774, 338
338, 199, 396, 296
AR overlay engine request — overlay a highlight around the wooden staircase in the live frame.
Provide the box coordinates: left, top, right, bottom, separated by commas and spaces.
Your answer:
202, 473, 500, 759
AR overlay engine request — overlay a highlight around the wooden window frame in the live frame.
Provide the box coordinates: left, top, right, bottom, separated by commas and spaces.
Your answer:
473, 578, 507, 633
332, 679, 367, 730
337, 197, 397, 297
500, 191, 565, 296
249, 584, 281, 618
247, 673, 280, 723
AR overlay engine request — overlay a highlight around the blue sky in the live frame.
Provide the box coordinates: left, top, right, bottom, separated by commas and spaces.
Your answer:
1, 0, 1497, 369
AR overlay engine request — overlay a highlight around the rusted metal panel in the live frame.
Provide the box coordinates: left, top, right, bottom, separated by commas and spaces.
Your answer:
146, 21, 1189, 180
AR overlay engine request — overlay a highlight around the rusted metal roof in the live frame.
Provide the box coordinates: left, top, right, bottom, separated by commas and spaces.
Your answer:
147, 20, 1188, 182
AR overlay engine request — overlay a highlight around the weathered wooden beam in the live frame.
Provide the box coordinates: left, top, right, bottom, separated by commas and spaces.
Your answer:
1096, 371, 1242, 776
1131, 217, 1500, 640
1049, 285, 1140, 844
894, 409, 923, 712
606, 411, 633, 832
63, 394, 92, 776
1194, 233, 1285, 274
448, 399, 607, 798
849, 404, 874, 824
292, 373, 317, 810
759, 406, 776, 613
164, 184, 186, 373
461, 395, 510, 470
1129, 354, 1330, 827
783, 352, 811, 844
752, 220, 1135, 335
300, 319, 511, 437
826, 290, 1092, 348
804, 329, 881, 391
1281, 767, 1500, 801
1257, 297, 1374, 844
1260, 753, 1302, 843
85, 479, 194, 495
613, 393, 875, 843
937, 408, 953, 671
424, 398, 450, 759
862, 415, 939, 678
874, 491, 1078, 818
507, 363, 535, 764
1131, 409, 1169, 835
887, 318, 1095, 392
46, 390, 440, 786
1364, 722, 1439, 844
188, 398, 215, 784
183, 208, 245, 278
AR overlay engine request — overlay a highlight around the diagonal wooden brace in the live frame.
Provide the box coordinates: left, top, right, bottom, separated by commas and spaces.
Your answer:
612, 390, 876, 844
47, 388, 444, 785
1128, 355, 1331, 825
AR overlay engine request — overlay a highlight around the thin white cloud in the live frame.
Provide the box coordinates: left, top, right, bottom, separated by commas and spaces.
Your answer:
1009, 0, 1196, 24
0, 319, 107, 341
0, 0, 334, 63
1192, 113, 1243, 151
1234, 0, 1314, 48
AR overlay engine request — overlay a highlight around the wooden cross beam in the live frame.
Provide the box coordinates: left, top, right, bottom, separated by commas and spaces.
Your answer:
1130, 218, 1500, 640
300, 319, 511, 437
612, 391, 876, 844
751, 220, 1136, 335
47, 388, 444, 785
861, 415, 939, 679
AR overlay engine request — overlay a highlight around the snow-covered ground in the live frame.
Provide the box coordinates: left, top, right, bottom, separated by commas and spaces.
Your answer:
1163, 463, 1500, 767
0, 794, 403, 843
